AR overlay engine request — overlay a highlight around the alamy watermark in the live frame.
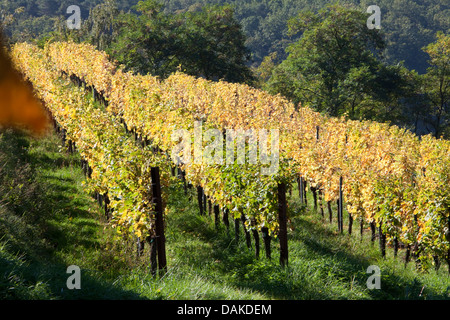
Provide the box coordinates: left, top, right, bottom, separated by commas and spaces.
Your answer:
367, 5, 381, 30
366, 265, 381, 289
171, 121, 279, 175
67, 5, 81, 30
66, 265, 81, 289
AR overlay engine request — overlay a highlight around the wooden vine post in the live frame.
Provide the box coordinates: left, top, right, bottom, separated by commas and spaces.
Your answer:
151, 166, 167, 274
327, 201, 333, 224
338, 176, 344, 233
303, 179, 307, 205
298, 176, 304, 204
203, 191, 207, 215
311, 186, 318, 212
197, 186, 204, 215
214, 205, 220, 229
379, 222, 386, 258
278, 182, 288, 267
223, 208, 230, 230
261, 227, 271, 259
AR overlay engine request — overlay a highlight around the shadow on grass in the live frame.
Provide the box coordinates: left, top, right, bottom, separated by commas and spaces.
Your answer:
167, 187, 449, 300
30, 152, 81, 171
0, 251, 143, 299
0, 131, 142, 300
292, 207, 450, 300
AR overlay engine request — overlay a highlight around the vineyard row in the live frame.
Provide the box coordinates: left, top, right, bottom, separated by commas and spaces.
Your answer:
11, 41, 450, 271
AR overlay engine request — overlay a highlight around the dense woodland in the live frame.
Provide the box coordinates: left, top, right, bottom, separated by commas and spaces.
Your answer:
2, 0, 449, 70
1, 0, 449, 136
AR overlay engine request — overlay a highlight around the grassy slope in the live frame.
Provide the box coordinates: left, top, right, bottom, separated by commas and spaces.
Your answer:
0, 129, 449, 300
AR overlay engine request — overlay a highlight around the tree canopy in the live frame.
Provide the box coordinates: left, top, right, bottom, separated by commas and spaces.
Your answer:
264, 5, 405, 119
422, 32, 450, 138
1, 0, 448, 73
107, 0, 254, 83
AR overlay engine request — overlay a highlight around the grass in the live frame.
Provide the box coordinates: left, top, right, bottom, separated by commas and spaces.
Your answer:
0, 129, 140, 299
0, 128, 449, 300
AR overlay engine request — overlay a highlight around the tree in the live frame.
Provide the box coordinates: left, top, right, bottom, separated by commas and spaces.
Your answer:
108, 0, 179, 77
0, 6, 25, 43
394, 67, 432, 135
362, 63, 418, 124
265, 4, 409, 122
254, 52, 279, 88
109, 0, 254, 84
422, 32, 450, 138
182, 4, 254, 84
36, 0, 58, 17
82, 0, 120, 51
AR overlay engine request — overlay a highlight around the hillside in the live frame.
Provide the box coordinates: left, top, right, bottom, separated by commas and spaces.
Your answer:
1, 0, 449, 304
1, 129, 449, 300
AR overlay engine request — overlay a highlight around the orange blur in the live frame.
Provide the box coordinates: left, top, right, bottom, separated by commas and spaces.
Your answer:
0, 34, 49, 136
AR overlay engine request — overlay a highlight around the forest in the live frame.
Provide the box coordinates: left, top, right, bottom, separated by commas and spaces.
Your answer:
1, 0, 449, 138
2, 0, 449, 69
